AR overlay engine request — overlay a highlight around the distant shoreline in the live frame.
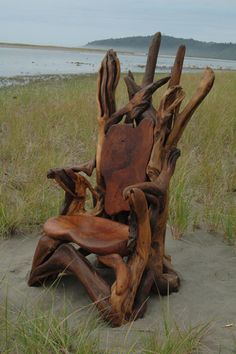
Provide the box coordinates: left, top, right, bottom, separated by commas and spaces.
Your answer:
0, 42, 98, 51
1, 70, 235, 89
1, 42, 236, 62
0, 42, 136, 56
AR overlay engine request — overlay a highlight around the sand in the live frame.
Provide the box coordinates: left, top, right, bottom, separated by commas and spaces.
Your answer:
0, 229, 236, 353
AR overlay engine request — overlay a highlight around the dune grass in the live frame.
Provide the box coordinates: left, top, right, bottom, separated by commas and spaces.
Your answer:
0, 288, 209, 354
0, 72, 235, 241
0, 298, 102, 353
141, 323, 209, 354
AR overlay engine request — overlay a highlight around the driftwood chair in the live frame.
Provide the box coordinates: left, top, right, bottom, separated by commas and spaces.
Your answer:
28, 32, 214, 326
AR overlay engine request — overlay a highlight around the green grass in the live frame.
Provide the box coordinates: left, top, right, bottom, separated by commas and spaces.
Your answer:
0, 289, 209, 354
0, 298, 102, 353
168, 72, 236, 241
142, 323, 209, 354
0, 72, 235, 241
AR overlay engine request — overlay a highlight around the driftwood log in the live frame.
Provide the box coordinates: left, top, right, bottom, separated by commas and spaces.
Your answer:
28, 32, 215, 326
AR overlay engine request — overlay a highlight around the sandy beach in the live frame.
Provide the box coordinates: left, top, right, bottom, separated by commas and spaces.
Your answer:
1, 228, 235, 353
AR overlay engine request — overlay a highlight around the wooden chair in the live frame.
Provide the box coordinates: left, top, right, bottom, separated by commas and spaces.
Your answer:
28, 32, 214, 326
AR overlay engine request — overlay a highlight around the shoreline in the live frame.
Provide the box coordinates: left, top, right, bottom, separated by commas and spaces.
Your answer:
1, 45, 236, 79
1, 42, 236, 62
0, 42, 136, 56
0, 74, 86, 88
0, 69, 235, 89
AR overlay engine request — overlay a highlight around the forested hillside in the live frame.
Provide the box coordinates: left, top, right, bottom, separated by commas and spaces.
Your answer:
87, 35, 236, 60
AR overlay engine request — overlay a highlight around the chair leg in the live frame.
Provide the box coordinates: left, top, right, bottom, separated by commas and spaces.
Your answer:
28, 188, 158, 326
30, 234, 62, 274
98, 254, 130, 296
99, 188, 152, 324
132, 257, 180, 318
131, 269, 154, 320
29, 243, 123, 325
98, 254, 131, 321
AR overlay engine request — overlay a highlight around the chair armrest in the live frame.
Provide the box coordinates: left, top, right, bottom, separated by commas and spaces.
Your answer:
122, 187, 152, 259
123, 183, 166, 253
122, 147, 180, 209
123, 182, 164, 209
47, 167, 98, 215
47, 158, 96, 179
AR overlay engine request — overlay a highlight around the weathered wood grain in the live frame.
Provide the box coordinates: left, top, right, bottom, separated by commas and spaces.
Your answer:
101, 118, 154, 215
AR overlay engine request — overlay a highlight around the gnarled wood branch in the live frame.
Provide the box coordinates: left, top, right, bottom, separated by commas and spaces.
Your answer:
70, 158, 96, 176
166, 45, 186, 131
96, 50, 120, 187
47, 158, 96, 179
147, 87, 185, 180
47, 168, 99, 215
142, 32, 161, 86
168, 45, 186, 88
98, 188, 152, 324
29, 243, 121, 324
166, 67, 215, 148
104, 77, 170, 133
124, 32, 165, 125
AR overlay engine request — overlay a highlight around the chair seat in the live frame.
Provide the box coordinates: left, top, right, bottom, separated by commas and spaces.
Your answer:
43, 214, 129, 256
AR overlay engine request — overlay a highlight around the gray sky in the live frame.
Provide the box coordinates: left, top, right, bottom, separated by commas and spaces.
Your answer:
0, 0, 236, 46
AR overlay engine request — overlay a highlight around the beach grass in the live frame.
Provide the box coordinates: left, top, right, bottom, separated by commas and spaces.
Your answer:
0, 72, 235, 241
0, 297, 102, 353
141, 323, 209, 354
0, 289, 208, 354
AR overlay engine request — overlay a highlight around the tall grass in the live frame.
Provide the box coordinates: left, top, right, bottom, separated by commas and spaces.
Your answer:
142, 323, 209, 354
0, 75, 97, 236
0, 290, 208, 354
167, 72, 236, 241
0, 72, 235, 241
0, 299, 102, 353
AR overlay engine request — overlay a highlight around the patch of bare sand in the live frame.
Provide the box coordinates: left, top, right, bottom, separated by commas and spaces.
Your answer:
0, 229, 236, 353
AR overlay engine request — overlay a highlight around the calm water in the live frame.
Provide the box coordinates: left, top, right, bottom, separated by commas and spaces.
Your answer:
1, 46, 236, 84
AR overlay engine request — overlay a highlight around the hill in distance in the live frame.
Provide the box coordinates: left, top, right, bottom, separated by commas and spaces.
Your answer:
87, 34, 236, 61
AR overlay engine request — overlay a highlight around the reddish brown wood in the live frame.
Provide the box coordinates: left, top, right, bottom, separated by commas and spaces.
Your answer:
103, 188, 151, 324
142, 32, 161, 86
104, 76, 170, 132
28, 244, 120, 324
28, 31, 215, 327
47, 167, 98, 215
101, 118, 154, 215
166, 68, 215, 148
43, 214, 129, 256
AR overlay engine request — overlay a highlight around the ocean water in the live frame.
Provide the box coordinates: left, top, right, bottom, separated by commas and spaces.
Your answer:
0, 46, 236, 86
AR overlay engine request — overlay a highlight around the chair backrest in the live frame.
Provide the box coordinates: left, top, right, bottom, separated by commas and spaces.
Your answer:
100, 118, 154, 215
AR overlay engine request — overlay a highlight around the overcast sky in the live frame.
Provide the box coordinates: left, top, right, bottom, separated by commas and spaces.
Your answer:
0, 0, 236, 46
